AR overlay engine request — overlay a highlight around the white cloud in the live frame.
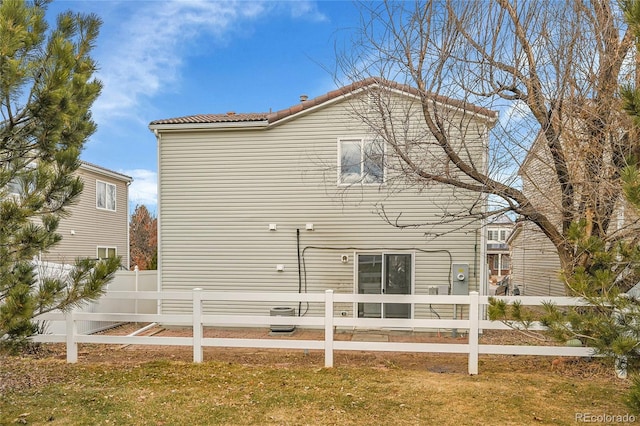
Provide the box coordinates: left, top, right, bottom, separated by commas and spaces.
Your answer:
92, 1, 325, 125
93, 1, 267, 123
287, 1, 328, 22
499, 100, 530, 127
122, 169, 157, 209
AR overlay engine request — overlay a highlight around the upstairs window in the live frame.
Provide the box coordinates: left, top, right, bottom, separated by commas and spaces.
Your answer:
96, 180, 116, 211
339, 138, 384, 184
488, 229, 509, 242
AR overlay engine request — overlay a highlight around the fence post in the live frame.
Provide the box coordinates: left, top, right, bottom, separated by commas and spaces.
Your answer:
468, 291, 479, 375
615, 356, 628, 379
134, 265, 139, 316
324, 289, 334, 368
193, 288, 203, 363
65, 309, 77, 363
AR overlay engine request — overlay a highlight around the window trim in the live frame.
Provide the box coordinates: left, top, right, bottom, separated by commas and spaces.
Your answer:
96, 179, 117, 212
337, 138, 385, 186
97, 246, 117, 260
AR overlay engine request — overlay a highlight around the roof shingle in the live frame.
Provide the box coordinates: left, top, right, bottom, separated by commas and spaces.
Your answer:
149, 78, 497, 126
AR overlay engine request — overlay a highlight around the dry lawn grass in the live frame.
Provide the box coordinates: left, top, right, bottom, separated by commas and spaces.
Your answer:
0, 326, 634, 425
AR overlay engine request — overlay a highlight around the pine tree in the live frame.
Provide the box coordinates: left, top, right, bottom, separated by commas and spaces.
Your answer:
0, 0, 120, 347
129, 205, 157, 270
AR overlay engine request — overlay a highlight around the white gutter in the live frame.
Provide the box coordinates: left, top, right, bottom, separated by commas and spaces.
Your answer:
154, 128, 162, 316
80, 162, 133, 183
126, 179, 132, 270
480, 125, 490, 297
149, 121, 268, 132
479, 126, 490, 326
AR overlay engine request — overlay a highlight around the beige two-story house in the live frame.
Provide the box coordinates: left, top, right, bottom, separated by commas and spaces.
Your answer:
509, 124, 640, 296
149, 79, 496, 321
39, 161, 132, 268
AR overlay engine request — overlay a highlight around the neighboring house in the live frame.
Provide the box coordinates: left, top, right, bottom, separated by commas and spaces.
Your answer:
38, 161, 132, 268
149, 79, 497, 321
506, 121, 636, 296
508, 219, 565, 296
486, 214, 513, 282
508, 131, 566, 296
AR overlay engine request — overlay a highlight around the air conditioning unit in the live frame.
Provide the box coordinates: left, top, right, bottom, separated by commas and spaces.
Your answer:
270, 307, 295, 332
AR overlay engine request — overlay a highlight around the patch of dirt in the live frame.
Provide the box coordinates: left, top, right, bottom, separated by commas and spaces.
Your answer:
480, 328, 560, 345
0, 349, 67, 394
42, 325, 617, 377
0, 323, 618, 394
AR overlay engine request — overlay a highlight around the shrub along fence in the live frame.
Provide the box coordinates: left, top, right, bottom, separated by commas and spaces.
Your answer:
32, 290, 595, 375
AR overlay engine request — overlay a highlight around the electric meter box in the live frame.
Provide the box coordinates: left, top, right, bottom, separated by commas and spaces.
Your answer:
451, 263, 469, 295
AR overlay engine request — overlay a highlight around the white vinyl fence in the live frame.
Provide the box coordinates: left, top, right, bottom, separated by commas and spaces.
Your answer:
32, 289, 596, 375
42, 269, 157, 335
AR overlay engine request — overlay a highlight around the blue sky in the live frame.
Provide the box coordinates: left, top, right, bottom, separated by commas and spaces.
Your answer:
47, 0, 361, 214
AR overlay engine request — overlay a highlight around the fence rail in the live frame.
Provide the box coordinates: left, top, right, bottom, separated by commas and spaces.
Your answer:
32, 290, 596, 375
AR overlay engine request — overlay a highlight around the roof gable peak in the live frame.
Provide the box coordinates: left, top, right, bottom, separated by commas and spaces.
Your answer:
149, 78, 497, 129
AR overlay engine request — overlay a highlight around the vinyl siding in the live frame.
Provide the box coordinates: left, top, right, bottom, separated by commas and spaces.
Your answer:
509, 222, 564, 296
40, 166, 130, 268
158, 93, 488, 318
519, 137, 564, 226
511, 134, 566, 295
513, 131, 638, 296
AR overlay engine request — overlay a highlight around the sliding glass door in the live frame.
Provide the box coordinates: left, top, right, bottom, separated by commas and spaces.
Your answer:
356, 253, 412, 319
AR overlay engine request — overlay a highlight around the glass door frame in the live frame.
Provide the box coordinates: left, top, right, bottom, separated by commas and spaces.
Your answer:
353, 251, 415, 319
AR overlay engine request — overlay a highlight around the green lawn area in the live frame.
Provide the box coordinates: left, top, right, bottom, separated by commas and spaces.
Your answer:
0, 347, 634, 426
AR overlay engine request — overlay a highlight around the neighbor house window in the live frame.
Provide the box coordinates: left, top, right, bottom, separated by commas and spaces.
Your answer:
502, 256, 511, 270
6, 163, 36, 196
96, 180, 116, 211
492, 256, 500, 270
97, 247, 117, 259
488, 229, 508, 242
7, 179, 21, 195
339, 138, 384, 184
